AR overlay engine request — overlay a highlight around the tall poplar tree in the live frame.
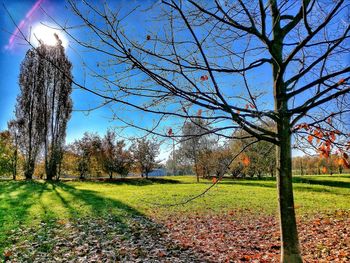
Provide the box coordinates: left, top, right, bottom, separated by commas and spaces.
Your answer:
40, 35, 73, 180
15, 35, 72, 180
16, 49, 45, 179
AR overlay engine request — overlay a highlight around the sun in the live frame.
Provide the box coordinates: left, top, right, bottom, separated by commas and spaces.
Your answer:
31, 23, 68, 48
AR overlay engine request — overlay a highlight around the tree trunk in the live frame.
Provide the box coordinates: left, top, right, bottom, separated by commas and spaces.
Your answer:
24, 159, 35, 180
276, 119, 302, 262
194, 156, 199, 183
12, 148, 17, 180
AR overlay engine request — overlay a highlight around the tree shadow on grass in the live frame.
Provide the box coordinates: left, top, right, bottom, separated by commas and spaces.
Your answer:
292, 177, 350, 189
0, 181, 49, 254
51, 182, 144, 220
64, 177, 182, 186
27, 182, 205, 262
227, 179, 349, 196
222, 181, 276, 188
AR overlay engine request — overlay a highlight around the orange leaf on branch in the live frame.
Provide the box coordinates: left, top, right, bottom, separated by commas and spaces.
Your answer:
307, 135, 313, 144
329, 131, 336, 142
337, 78, 345, 85
200, 75, 208, 81
293, 123, 309, 131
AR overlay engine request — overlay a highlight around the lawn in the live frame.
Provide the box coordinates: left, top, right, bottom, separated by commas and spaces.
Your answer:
1, 175, 349, 261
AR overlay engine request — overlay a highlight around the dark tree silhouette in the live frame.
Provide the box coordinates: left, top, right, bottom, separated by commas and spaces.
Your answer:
16, 49, 46, 179
39, 36, 73, 180
15, 37, 72, 180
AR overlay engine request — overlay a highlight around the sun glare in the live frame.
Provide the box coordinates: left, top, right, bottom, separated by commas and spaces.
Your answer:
31, 23, 68, 48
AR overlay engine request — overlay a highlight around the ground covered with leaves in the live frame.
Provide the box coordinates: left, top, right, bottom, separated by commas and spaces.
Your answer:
4, 215, 205, 263
4, 210, 350, 262
1, 176, 350, 262
164, 210, 350, 262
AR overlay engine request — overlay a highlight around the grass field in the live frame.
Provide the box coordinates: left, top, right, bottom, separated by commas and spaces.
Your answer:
1, 175, 350, 258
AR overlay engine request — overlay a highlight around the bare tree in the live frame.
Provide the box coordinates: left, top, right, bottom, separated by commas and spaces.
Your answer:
24, 0, 350, 260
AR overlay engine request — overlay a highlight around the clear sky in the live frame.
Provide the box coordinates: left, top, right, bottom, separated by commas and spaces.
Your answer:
2, 0, 347, 159
1, 0, 110, 137
0, 0, 176, 161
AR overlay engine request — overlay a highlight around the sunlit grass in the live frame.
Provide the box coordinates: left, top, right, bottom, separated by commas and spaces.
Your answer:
0, 174, 349, 255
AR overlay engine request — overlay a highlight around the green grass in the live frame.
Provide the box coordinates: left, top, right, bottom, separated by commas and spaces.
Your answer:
1, 175, 349, 255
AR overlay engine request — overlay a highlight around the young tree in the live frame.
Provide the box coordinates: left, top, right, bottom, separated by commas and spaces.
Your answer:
131, 138, 159, 179
166, 148, 193, 175
179, 119, 215, 182
101, 129, 132, 178
72, 133, 102, 179
43, 1, 350, 260
205, 145, 233, 178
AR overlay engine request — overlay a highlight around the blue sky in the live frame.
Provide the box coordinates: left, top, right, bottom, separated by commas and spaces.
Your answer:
1, 1, 348, 160
0, 0, 176, 161
0, 0, 126, 142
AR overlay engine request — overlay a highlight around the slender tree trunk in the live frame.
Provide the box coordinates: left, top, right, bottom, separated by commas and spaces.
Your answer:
194, 155, 199, 183
276, 117, 302, 262
12, 148, 17, 180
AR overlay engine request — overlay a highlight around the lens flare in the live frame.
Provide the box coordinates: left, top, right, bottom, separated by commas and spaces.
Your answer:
31, 23, 68, 48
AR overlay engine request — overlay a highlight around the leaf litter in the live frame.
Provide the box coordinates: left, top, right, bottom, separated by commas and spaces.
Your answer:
3, 210, 349, 262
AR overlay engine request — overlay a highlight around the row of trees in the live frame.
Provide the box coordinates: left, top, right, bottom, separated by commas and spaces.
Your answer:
60, 131, 160, 179
293, 154, 348, 175
166, 118, 349, 179
166, 119, 276, 180
7, 37, 73, 180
